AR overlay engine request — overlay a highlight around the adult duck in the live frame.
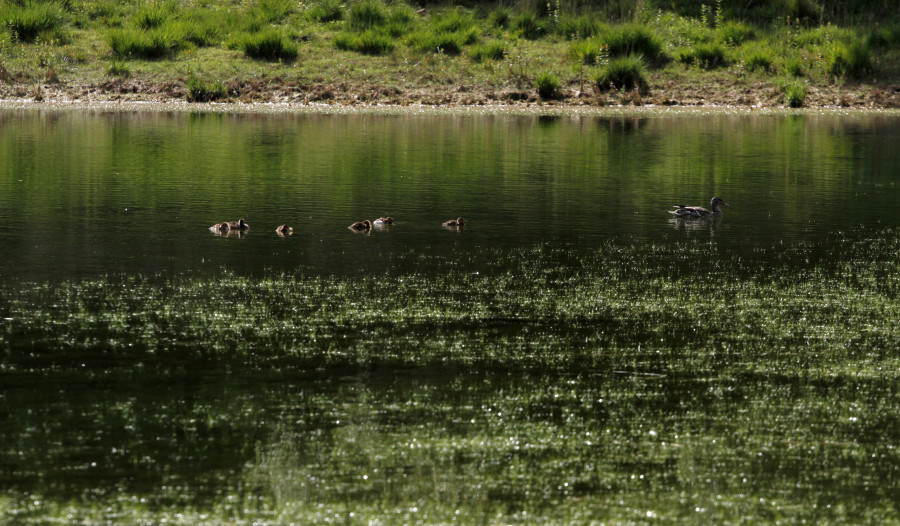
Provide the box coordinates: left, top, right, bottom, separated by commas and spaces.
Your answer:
228, 218, 250, 230
442, 217, 466, 227
349, 220, 372, 231
669, 197, 729, 218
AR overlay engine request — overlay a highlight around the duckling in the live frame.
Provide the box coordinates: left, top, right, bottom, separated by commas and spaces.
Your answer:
442, 217, 466, 227
209, 222, 230, 233
373, 217, 394, 225
669, 197, 729, 218
348, 220, 372, 231
228, 218, 250, 230
275, 224, 293, 236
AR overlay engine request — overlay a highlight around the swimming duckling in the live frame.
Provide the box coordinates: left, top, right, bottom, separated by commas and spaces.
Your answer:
669, 197, 730, 218
209, 222, 230, 233
373, 217, 394, 225
275, 224, 293, 236
442, 217, 466, 227
228, 218, 250, 230
348, 220, 372, 231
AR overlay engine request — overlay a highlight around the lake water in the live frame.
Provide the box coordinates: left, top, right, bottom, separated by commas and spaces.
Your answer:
3, 108, 900, 524
2, 109, 900, 280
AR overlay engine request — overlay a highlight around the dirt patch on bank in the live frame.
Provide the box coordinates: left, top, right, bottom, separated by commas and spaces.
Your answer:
3, 74, 899, 110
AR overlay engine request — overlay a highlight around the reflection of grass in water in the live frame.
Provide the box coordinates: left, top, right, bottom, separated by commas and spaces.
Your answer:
4, 228, 900, 523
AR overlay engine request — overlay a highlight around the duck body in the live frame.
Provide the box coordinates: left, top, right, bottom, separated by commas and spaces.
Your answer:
669, 197, 729, 218
210, 222, 230, 233
373, 217, 394, 225
442, 217, 466, 227
275, 224, 293, 235
228, 218, 250, 230
349, 220, 372, 231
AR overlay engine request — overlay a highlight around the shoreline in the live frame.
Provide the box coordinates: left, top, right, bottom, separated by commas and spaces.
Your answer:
3, 96, 899, 116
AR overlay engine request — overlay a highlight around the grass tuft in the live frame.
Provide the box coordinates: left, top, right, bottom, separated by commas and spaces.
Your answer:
535, 71, 561, 99
186, 72, 226, 102
233, 29, 298, 61
602, 24, 662, 60
679, 42, 728, 69
1, 1, 67, 43
783, 81, 807, 107
306, 0, 344, 23
107, 27, 182, 59
335, 29, 394, 55
511, 10, 546, 40
468, 40, 505, 63
595, 54, 647, 92
828, 41, 873, 78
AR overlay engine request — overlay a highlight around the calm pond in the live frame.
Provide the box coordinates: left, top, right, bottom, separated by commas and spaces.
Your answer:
2, 108, 900, 524
2, 109, 899, 280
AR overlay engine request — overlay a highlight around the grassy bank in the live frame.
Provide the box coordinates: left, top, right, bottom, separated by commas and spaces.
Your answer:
3, 229, 900, 523
0, 0, 898, 108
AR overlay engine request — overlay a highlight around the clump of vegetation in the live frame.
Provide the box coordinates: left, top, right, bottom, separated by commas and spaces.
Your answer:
718, 20, 755, 45
679, 42, 728, 68
602, 24, 662, 60
510, 9, 546, 40
334, 29, 394, 55
306, 0, 344, 23
744, 48, 773, 72
346, 0, 388, 31
568, 39, 606, 65
829, 40, 873, 78
231, 29, 298, 61
409, 8, 477, 54
487, 6, 510, 29
106, 59, 130, 77
783, 81, 807, 107
557, 14, 601, 40
535, 71, 560, 99
186, 71, 226, 102
0, 0, 67, 42
595, 54, 647, 92
107, 26, 182, 59
468, 40, 505, 62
